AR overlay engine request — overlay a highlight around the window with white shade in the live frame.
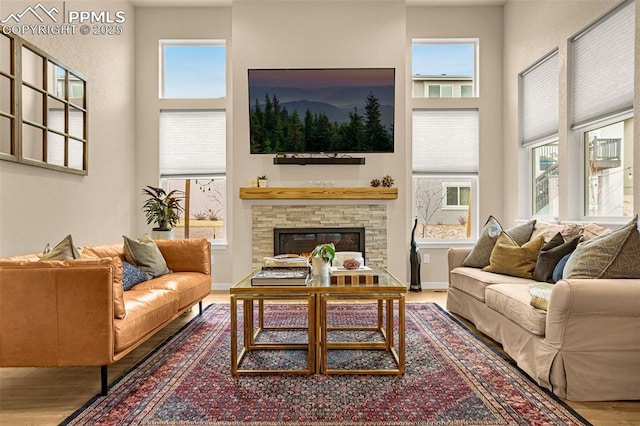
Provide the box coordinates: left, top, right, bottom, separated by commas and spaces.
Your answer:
520, 50, 560, 218
569, 0, 634, 219
570, 0, 634, 129
412, 109, 478, 242
158, 40, 227, 243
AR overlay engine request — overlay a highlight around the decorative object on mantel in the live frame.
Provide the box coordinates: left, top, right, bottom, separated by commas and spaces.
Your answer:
257, 175, 268, 187
382, 175, 394, 187
410, 217, 422, 292
371, 175, 394, 188
141, 186, 184, 240
248, 178, 258, 187
310, 242, 335, 277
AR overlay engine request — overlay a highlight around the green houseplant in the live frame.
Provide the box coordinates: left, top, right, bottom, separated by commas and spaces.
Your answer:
142, 186, 185, 239
310, 243, 336, 276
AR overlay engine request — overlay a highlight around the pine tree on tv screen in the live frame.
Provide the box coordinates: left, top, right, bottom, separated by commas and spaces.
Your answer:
249, 68, 395, 154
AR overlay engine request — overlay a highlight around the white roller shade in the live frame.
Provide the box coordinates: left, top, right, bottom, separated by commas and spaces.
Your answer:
159, 110, 226, 176
412, 109, 478, 173
571, 0, 635, 128
520, 50, 559, 145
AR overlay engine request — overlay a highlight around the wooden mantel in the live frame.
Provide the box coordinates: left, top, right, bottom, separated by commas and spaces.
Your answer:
239, 187, 398, 200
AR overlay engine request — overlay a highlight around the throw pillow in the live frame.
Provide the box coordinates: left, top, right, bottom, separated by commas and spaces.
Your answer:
529, 283, 554, 310
121, 260, 149, 291
564, 215, 640, 279
552, 252, 572, 283
483, 232, 545, 279
40, 234, 81, 261
532, 233, 581, 283
123, 234, 172, 279
463, 217, 536, 269
531, 220, 582, 243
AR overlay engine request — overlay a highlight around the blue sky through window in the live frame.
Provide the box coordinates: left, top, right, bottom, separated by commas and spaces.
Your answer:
163, 44, 226, 99
412, 43, 474, 77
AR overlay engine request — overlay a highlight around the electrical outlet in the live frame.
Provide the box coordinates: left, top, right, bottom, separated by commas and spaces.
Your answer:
423, 254, 430, 263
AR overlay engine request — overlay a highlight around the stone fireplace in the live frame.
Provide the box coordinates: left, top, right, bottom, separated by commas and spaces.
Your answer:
252, 205, 387, 267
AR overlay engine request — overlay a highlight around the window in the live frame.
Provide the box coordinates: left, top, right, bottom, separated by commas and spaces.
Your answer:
519, 50, 560, 217
0, 30, 87, 174
160, 40, 226, 99
412, 110, 478, 242
159, 40, 227, 243
532, 141, 559, 217
583, 117, 633, 218
412, 39, 478, 98
570, 0, 634, 219
444, 183, 470, 209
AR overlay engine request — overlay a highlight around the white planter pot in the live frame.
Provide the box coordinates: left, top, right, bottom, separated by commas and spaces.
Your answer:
258, 179, 268, 188
151, 229, 174, 240
312, 257, 330, 276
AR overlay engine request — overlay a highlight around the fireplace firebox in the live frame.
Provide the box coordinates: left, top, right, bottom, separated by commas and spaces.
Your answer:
274, 227, 365, 259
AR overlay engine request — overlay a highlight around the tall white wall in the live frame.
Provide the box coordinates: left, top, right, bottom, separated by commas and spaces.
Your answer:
0, 1, 136, 256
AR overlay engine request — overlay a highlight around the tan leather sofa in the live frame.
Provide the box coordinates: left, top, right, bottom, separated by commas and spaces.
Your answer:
0, 238, 211, 395
447, 246, 640, 401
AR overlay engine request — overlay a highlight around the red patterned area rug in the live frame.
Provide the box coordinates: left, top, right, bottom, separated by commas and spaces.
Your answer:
62, 303, 589, 426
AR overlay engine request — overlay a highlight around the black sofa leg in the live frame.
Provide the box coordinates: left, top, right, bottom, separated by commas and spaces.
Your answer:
100, 365, 108, 396
199, 300, 203, 315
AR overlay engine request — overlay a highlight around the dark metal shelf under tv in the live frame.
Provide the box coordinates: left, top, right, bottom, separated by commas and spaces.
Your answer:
273, 157, 366, 165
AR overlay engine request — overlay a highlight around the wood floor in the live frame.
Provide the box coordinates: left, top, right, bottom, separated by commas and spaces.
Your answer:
0, 290, 638, 425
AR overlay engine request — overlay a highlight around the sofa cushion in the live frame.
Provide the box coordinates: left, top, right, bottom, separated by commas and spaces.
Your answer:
40, 234, 81, 261
483, 233, 545, 279
532, 233, 580, 283
531, 220, 582, 242
552, 253, 572, 283
122, 260, 149, 291
115, 289, 179, 353
133, 272, 211, 310
485, 283, 547, 336
450, 267, 536, 302
123, 234, 172, 279
564, 215, 640, 279
463, 217, 536, 268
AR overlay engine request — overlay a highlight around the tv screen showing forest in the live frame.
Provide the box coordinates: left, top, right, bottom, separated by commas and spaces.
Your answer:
248, 68, 395, 154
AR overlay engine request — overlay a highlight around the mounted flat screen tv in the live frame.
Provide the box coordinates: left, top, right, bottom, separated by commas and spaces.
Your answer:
248, 68, 395, 154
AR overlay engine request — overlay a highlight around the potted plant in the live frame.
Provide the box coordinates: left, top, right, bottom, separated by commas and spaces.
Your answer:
142, 186, 185, 240
310, 242, 335, 276
257, 175, 268, 188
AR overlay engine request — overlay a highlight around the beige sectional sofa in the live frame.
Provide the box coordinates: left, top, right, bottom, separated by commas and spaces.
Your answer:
0, 237, 211, 395
446, 218, 640, 401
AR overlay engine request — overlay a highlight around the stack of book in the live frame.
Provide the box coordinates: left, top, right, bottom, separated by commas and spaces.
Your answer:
251, 254, 311, 286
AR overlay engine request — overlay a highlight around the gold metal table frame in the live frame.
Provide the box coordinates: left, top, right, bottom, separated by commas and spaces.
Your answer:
230, 268, 407, 375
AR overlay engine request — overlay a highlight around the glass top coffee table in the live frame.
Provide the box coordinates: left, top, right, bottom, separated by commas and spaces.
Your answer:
230, 267, 406, 375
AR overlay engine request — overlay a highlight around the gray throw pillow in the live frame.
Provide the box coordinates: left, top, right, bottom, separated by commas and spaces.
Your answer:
123, 234, 171, 279
564, 215, 640, 279
463, 217, 536, 269
40, 234, 81, 261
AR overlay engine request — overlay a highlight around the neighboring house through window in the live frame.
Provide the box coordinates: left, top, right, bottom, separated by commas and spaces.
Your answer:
158, 40, 227, 243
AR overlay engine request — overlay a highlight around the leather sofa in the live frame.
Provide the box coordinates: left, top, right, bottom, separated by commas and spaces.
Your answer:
0, 238, 211, 395
446, 221, 640, 401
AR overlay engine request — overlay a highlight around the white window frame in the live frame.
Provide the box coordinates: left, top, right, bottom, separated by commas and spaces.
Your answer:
577, 113, 633, 222
529, 138, 560, 220
159, 39, 226, 100
442, 182, 471, 210
412, 38, 479, 98
158, 39, 228, 245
